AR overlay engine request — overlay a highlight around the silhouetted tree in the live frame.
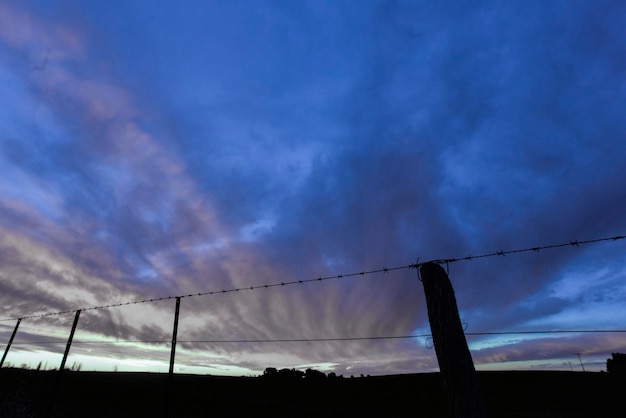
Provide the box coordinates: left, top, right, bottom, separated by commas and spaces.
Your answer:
263, 367, 278, 378
277, 368, 303, 379
607, 353, 626, 375
305, 368, 326, 380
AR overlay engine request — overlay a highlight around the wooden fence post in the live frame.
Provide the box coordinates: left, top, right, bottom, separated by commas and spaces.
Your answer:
60, 310, 81, 372
0, 318, 21, 368
420, 262, 489, 418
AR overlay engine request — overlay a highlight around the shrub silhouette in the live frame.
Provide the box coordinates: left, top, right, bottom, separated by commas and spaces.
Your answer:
305, 368, 326, 380
607, 353, 626, 375
262, 367, 328, 380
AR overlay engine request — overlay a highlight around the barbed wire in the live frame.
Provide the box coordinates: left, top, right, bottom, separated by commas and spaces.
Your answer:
1, 234, 623, 323
428, 235, 625, 264
10, 329, 626, 345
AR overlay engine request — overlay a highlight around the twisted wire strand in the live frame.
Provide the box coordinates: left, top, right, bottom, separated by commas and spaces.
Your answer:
10, 329, 626, 345
1, 235, 623, 322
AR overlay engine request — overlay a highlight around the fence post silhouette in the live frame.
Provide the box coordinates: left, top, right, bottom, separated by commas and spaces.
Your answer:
60, 310, 81, 372
165, 297, 181, 418
169, 297, 181, 379
0, 318, 21, 368
420, 262, 489, 418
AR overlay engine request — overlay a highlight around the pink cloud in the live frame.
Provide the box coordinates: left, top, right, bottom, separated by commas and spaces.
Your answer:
0, 3, 84, 62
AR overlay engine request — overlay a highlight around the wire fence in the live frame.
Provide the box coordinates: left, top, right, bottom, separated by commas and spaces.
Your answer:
0, 234, 624, 374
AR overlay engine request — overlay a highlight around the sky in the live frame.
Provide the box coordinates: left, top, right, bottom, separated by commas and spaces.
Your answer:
0, 0, 625, 377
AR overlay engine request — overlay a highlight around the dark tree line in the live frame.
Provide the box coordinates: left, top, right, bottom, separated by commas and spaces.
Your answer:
262, 367, 342, 380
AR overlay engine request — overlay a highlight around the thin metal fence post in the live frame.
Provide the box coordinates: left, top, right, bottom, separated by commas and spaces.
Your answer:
60, 310, 81, 372
576, 353, 586, 372
169, 297, 181, 378
0, 318, 22, 368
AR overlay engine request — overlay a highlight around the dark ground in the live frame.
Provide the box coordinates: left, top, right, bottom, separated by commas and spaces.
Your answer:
0, 368, 624, 417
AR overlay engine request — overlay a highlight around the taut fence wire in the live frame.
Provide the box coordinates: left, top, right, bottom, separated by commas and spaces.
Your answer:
8, 329, 626, 345
1, 234, 623, 323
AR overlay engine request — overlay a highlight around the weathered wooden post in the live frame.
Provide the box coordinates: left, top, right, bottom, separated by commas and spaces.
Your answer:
420, 262, 489, 418
60, 310, 81, 372
0, 318, 22, 368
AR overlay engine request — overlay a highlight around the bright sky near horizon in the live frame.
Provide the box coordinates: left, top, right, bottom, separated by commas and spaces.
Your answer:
1, 0, 625, 376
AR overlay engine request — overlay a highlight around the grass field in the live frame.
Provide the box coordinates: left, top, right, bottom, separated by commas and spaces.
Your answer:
0, 368, 624, 417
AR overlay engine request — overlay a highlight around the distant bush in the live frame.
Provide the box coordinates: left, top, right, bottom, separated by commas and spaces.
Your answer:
262, 367, 304, 379
305, 368, 326, 380
263, 367, 278, 377
607, 353, 626, 374
262, 367, 329, 380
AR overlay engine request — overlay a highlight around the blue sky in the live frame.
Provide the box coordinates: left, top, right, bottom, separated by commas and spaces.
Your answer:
0, 0, 625, 376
